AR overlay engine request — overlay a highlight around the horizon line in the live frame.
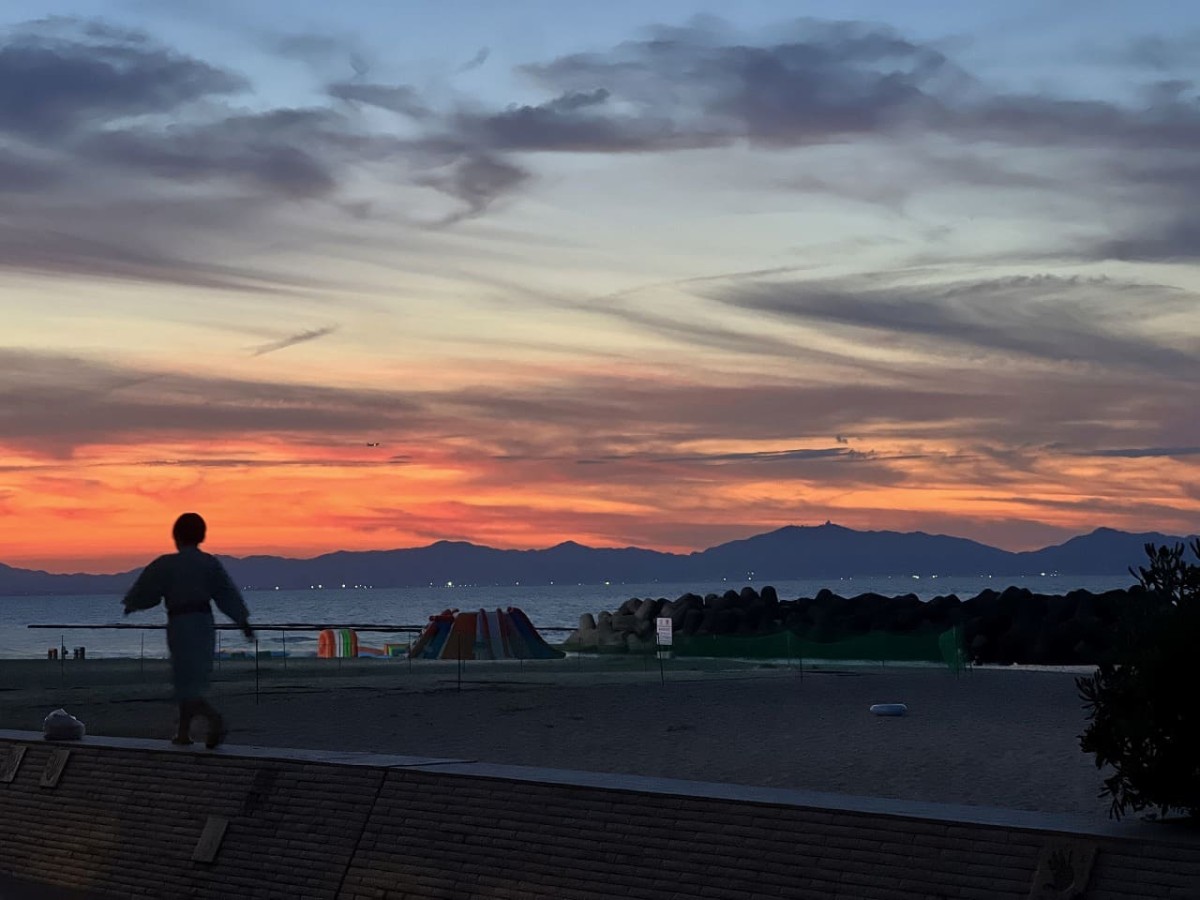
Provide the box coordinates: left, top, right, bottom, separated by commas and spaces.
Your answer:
6, 521, 1198, 579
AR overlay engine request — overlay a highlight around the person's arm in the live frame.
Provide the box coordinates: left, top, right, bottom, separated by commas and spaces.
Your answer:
122, 557, 166, 614
210, 558, 254, 640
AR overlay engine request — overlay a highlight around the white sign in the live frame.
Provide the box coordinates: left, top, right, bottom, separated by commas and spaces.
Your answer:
656, 617, 673, 646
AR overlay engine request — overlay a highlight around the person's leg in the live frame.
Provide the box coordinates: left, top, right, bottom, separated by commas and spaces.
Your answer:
169, 614, 222, 746
194, 699, 227, 748
172, 701, 195, 745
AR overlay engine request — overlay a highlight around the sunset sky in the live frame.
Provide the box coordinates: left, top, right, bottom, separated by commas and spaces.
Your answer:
2, 0, 1199, 573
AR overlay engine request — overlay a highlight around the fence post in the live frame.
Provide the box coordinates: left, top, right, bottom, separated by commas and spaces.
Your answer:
457, 633, 463, 693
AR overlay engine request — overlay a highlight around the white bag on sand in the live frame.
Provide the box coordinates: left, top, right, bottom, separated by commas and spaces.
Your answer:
43, 708, 85, 741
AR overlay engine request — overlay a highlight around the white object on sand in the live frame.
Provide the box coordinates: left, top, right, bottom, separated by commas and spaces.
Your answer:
43, 708, 86, 740
869, 703, 908, 717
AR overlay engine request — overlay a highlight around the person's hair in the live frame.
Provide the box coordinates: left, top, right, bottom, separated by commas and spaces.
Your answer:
172, 512, 207, 546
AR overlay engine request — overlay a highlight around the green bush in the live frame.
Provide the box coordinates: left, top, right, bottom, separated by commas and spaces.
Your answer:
1077, 540, 1200, 820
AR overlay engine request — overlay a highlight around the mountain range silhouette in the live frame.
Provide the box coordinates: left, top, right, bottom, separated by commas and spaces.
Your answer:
2, 523, 1195, 596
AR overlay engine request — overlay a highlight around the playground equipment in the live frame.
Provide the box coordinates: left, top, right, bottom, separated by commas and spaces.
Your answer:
317, 628, 359, 659
410, 608, 564, 660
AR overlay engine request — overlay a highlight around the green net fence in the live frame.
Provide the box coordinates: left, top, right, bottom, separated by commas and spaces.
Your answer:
669, 626, 967, 671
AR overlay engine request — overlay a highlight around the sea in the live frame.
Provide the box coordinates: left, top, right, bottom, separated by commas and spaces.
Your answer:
0, 573, 1134, 660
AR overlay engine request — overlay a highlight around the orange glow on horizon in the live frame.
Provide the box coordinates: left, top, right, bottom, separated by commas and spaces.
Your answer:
3, 432, 1197, 574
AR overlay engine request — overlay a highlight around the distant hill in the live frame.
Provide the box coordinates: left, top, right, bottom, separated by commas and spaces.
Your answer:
1013, 527, 1194, 575
0, 524, 1194, 596
0, 562, 131, 597
685, 524, 1014, 580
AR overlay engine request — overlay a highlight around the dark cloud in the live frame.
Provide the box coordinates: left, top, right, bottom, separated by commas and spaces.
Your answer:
413, 151, 530, 224
0, 18, 245, 139
1095, 218, 1200, 263
1109, 34, 1200, 71
80, 108, 344, 199
514, 19, 958, 150
250, 325, 339, 357
961, 92, 1178, 150
456, 88, 718, 154
435, 18, 1200, 258
4, 13, 1200, 285
498, 20, 1200, 156
0, 149, 60, 191
1050, 154, 1200, 261
0, 19, 366, 287
0, 17, 534, 271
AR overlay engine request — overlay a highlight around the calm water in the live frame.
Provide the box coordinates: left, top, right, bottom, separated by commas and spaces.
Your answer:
0, 574, 1133, 660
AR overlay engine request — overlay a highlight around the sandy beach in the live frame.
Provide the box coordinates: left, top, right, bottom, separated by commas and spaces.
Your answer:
0, 656, 1111, 820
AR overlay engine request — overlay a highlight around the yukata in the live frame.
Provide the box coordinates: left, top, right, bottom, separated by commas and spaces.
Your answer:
123, 547, 250, 700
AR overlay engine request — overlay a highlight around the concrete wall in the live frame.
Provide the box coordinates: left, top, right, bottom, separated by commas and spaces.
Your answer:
1, 731, 1197, 900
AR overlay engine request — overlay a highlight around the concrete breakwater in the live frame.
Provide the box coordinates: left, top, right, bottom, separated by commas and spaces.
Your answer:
2, 731, 1197, 899
565, 584, 1151, 666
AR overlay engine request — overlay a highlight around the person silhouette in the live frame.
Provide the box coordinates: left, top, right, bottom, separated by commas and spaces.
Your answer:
122, 513, 254, 747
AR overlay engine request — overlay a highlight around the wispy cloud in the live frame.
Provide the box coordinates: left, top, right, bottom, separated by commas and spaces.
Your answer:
326, 81, 431, 118
250, 325, 339, 356
457, 46, 490, 73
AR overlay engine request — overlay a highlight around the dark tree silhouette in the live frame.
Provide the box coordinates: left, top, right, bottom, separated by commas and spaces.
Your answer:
1077, 539, 1200, 820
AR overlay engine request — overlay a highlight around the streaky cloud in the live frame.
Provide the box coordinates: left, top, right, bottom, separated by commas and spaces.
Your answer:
1087, 446, 1200, 458
250, 325, 339, 357
712, 272, 1200, 376
573, 447, 895, 465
